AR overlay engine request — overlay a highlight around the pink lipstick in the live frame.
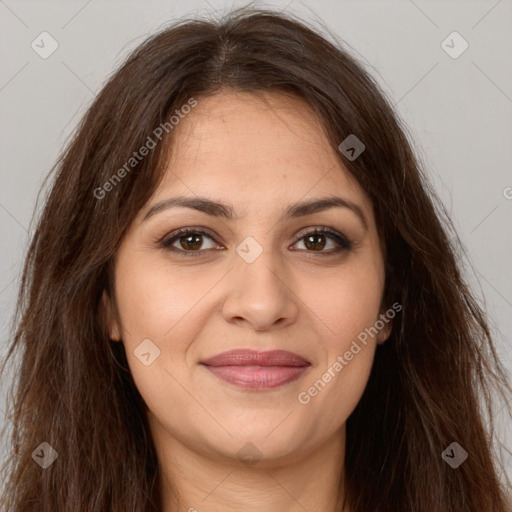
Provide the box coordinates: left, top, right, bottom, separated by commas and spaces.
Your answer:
200, 349, 311, 390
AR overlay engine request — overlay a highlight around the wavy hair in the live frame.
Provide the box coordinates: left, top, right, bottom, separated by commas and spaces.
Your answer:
1, 7, 511, 511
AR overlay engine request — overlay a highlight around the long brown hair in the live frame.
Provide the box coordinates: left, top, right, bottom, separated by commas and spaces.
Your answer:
1, 7, 510, 511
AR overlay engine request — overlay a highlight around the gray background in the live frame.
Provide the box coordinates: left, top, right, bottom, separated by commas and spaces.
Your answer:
1, 0, 511, 481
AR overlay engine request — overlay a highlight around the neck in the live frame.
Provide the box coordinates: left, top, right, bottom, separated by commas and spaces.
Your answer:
150, 420, 350, 512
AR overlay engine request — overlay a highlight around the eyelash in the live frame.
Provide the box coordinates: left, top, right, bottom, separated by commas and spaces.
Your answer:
159, 226, 353, 257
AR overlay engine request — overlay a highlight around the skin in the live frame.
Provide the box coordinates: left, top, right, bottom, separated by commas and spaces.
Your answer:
104, 90, 392, 512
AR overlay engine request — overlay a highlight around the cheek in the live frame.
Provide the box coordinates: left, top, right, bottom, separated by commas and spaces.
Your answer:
112, 250, 237, 418
305, 254, 384, 345
296, 258, 383, 414
111, 255, 198, 406
297, 310, 377, 435
113, 252, 215, 339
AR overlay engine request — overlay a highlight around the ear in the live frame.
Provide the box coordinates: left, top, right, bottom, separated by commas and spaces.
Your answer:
376, 312, 393, 345
100, 289, 122, 341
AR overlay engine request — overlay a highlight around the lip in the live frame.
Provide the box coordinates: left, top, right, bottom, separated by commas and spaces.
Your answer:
201, 349, 310, 367
200, 349, 311, 390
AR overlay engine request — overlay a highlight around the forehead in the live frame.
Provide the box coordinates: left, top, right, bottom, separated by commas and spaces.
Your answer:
151, 90, 372, 217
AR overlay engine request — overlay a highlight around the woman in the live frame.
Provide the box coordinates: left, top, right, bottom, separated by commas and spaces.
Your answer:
1, 7, 510, 512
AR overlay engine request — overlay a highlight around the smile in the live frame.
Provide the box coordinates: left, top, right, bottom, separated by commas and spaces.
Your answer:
200, 349, 311, 390
202, 364, 310, 390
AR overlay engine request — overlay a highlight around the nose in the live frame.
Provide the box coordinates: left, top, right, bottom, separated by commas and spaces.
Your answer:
221, 248, 299, 332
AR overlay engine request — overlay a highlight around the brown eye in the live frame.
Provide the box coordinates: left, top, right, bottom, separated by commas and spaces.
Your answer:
161, 228, 219, 256
292, 228, 353, 254
178, 233, 204, 251
303, 233, 327, 251
160, 226, 352, 258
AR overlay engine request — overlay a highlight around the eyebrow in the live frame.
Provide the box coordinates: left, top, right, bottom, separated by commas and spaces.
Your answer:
143, 195, 368, 229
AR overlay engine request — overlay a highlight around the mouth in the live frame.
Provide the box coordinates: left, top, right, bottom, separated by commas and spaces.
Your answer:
200, 349, 311, 390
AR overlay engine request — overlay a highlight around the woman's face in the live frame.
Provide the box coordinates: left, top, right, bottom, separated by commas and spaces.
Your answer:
105, 90, 391, 466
